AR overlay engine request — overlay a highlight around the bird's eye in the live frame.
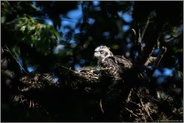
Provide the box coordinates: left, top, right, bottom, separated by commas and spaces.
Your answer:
100, 50, 104, 54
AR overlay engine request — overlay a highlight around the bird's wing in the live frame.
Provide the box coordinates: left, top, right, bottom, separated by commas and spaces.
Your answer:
100, 55, 132, 78
101, 56, 117, 68
111, 55, 132, 69
101, 56, 124, 77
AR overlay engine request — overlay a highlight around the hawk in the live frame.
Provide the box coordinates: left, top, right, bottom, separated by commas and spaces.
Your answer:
94, 45, 132, 80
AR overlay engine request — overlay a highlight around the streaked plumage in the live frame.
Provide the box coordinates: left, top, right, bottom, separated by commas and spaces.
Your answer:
94, 45, 132, 80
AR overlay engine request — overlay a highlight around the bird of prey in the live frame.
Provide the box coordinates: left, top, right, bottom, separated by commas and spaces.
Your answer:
94, 45, 132, 80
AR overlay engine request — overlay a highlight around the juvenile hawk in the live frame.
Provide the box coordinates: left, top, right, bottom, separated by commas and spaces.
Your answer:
94, 45, 132, 80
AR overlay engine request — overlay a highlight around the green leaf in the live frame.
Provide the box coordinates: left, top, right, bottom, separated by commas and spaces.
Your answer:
1, 16, 6, 24
20, 26, 26, 32
30, 4, 38, 10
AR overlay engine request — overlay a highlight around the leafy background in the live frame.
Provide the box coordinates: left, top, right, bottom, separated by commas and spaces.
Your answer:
1, 1, 183, 121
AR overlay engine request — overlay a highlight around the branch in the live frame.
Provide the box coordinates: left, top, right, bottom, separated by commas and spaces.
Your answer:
141, 19, 150, 42
99, 99, 104, 113
152, 46, 167, 70
4, 45, 28, 74
125, 108, 139, 118
144, 46, 167, 70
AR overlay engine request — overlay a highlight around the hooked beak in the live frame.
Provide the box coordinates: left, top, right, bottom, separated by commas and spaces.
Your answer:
94, 51, 99, 59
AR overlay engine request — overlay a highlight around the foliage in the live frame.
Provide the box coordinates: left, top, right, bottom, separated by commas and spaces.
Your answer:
1, 1, 183, 122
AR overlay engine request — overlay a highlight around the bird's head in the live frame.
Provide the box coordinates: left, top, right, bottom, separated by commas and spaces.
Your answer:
94, 45, 113, 62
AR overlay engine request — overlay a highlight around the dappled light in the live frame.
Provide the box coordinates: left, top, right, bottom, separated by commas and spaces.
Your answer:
1, 1, 183, 122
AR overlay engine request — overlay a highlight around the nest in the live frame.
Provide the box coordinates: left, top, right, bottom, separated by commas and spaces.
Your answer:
3, 66, 183, 122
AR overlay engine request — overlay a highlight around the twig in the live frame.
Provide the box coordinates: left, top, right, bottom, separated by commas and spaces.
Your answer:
126, 88, 133, 103
138, 27, 142, 44
140, 98, 154, 121
137, 20, 150, 53
144, 46, 167, 69
4, 45, 28, 74
125, 108, 139, 118
99, 99, 104, 113
144, 56, 157, 67
152, 46, 167, 70
141, 19, 150, 41
156, 32, 162, 48
61, 65, 75, 73
129, 100, 141, 107
132, 28, 137, 37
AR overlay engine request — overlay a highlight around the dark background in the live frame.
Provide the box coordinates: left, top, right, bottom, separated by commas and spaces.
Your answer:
1, 1, 183, 122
